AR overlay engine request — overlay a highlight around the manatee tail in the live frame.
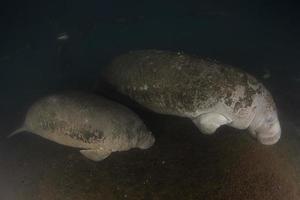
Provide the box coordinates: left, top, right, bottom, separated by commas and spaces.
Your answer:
7, 127, 26, 138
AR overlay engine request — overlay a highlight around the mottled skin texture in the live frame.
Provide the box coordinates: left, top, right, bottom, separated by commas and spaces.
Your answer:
101, 50, 281, 145
11, 92, 155, 161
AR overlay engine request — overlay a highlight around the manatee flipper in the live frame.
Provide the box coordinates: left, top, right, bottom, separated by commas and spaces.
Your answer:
7, 127, 27, 138
80, 149, 111, 161
192, 113, 231, 134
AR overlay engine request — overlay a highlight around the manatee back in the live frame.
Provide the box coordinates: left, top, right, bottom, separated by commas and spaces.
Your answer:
23, 92, 152, 149
102, 50, 262, 118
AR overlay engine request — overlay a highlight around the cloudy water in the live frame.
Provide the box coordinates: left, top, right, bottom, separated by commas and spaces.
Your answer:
0, 0, 300, 199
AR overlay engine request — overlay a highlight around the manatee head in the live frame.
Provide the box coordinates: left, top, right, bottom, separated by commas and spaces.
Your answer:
248, 89, 281, 145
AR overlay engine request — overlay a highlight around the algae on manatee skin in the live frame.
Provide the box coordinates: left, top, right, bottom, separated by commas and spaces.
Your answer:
103, 50, 263, 116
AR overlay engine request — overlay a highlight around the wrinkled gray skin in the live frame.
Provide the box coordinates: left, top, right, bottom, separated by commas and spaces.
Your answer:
101, 50, 281, 145
8, 92, 155, 161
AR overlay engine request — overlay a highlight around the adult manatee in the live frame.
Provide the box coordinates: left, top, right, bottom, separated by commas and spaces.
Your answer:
100, 50, 281, 145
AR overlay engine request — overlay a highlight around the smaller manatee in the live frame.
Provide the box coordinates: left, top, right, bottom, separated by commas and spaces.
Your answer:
8, 92, 155, 161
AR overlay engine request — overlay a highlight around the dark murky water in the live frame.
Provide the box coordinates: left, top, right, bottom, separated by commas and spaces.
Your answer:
1, 0, 300, 199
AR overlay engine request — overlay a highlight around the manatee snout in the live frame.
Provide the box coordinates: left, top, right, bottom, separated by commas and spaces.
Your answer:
256, 120, 281, 145
135, 124, 155, 149
249, 115, 281, 145
138, 132, 155, 149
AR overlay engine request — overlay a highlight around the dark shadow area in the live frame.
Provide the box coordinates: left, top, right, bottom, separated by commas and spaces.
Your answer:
1, 0, 300, 199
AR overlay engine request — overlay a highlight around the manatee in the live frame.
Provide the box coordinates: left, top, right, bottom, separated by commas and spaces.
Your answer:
8, 92, 155, 161
100, 50, 281, 145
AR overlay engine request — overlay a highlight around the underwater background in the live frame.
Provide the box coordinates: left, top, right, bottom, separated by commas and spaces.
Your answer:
0, 0, 300, 199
